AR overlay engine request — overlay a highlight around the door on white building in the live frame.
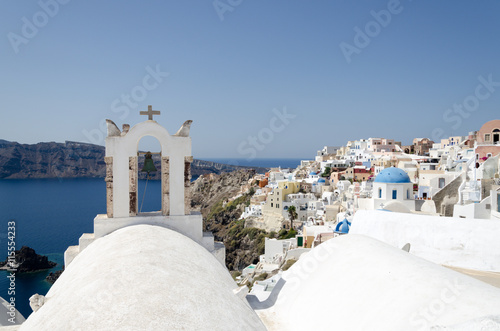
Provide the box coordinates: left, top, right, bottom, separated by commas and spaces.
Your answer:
497, 193, 500, 212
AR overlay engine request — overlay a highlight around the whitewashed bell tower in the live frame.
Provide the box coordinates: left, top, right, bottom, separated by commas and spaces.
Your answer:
104, 105, 192, 217
64, 106, 225, 266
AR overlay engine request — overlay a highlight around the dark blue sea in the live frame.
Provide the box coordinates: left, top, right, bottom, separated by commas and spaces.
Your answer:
0, 178, 163, 319
0, 158, 304, 318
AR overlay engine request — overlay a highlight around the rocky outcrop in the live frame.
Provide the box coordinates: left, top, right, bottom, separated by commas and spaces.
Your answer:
190, 169, 256, 216
0, 246, 56, 273
0, 140, 267, 179
191, 170, 272, 271
46, 269, 64, 283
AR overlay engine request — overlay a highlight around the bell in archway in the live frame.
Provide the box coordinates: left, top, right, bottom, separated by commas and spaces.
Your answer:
141, 152, 157, 174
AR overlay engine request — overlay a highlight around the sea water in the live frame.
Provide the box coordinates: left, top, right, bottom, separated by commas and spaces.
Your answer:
0, 178, 163, 318
0, 158, 304, 318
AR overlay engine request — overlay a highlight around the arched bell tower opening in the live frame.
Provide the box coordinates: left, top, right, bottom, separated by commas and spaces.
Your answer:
136, 135, 162, 214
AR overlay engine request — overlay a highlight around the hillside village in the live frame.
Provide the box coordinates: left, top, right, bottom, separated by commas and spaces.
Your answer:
10, 112, 500, 330
217, 119, 500, 292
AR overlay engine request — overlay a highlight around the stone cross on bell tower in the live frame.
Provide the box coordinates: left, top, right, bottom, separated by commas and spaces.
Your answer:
140, 105, 161, 121
103, 106, 193, 218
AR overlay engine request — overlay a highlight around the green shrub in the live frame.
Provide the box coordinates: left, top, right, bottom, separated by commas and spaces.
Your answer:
254, 272, 268, 281
228, 220, 245, 237
231, 271, 242, 280
278, 229, 297, 240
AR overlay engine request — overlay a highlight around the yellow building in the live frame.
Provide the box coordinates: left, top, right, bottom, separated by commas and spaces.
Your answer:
263, 181, 300, 216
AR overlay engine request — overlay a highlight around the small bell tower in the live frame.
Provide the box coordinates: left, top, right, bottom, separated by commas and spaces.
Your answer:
104, 106, 192, 217
64, 106, 225, 267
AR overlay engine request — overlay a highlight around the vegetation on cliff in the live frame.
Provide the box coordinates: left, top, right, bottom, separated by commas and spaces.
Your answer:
205, 194, 274, 271
191, 170, 278, 271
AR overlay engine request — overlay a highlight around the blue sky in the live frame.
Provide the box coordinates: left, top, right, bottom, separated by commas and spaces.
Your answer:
1, 1, 500, 159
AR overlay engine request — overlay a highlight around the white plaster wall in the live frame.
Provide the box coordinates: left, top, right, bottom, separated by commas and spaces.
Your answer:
264, 238, 285, 263
452, 204, 476, 219
357, 197, 374, 210
420, 200, 437, 213
93, 213, 203, 244
371, 182, 415, 210
256, 234, 500, 331
453, 196, 492, 219
284, 248, 310, 260
350, 210, 500, 271
418, 172, 457, 196
22, 225, 265, 330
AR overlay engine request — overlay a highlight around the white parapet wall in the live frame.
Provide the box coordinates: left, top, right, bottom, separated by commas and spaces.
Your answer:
350, 210, 500, 272
93, 212, 203, 243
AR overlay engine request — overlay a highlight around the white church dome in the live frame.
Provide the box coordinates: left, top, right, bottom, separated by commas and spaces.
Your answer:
21, 225, 265, 330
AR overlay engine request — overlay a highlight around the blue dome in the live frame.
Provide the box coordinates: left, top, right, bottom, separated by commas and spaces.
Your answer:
318, 178, 326, 183
374, 167, 411, 184
309, 171, 317, 176
335, 218, 351, 234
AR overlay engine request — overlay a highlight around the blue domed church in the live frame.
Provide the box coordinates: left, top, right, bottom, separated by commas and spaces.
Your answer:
357, 167, 416, 212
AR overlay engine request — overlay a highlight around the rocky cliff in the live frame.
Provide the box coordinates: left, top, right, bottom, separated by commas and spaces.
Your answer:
0, 140, 267, 179
191, 170, 274, 271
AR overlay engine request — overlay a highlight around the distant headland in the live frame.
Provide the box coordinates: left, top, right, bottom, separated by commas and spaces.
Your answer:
0, 140, 268, 179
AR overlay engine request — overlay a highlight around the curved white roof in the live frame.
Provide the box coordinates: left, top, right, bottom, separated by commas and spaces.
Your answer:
257, 234, 500, 330
21, 225, 265, 331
